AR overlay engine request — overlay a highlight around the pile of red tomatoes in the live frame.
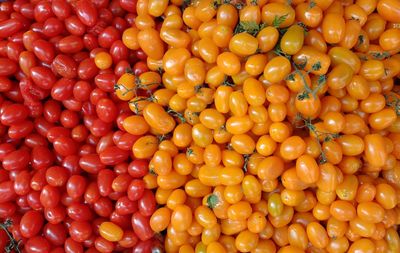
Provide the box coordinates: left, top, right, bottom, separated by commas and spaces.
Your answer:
0, 0, 161, 252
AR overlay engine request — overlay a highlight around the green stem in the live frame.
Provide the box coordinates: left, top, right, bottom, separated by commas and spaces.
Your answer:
167, 108, 186, 123
385, 94, 400, 116
243, 154, 251, 172
0, 219, 21, 253
297, 115, 340, 164
292, 64, 313, 100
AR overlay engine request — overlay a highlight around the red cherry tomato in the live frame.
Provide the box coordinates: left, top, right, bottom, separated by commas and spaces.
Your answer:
66, 175, 87, 199
20, 210, 44, 238
32, 39, 55, 63
25, 236, 51, 253
132, 211, 154, 242
75, 0, 98, 27
138, 189, 156, 217
43, 223, 67, 246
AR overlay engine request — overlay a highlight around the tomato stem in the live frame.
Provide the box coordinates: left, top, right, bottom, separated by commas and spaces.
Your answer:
250, 0, 258, 5
243, 154, 251, 172
273, 44, 291, 59
129, 96, 156, 114
186, 148, 194, 156
308, 0, 316, 9
157, 134, 170, 143
0, 219, 22, 253
167, 108, 186, 123
292, 62, 313, 100
385, 93, 400, 116
182, 0, 191, 10
292, 60, 326, 100
156, 67, 163, 75
149, 167, 157, 175
125, 67, 134, 74
207, 194, 219, 209
234, 21, 265, 36
369, 51, 390, 60
222, 76, 235, 87
296, 114, 340, 164
115, 83, 136, 96
272, 14, 289, 28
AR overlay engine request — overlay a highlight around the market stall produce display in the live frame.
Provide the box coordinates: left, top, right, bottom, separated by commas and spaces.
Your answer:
0, 0, 400, 253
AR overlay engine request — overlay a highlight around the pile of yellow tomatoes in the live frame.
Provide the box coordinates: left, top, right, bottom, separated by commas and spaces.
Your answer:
116, 0, 400, 252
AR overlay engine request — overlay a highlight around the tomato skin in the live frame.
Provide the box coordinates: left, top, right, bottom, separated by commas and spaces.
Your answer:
117, 230, 138, 249
195, 205, 217, 229
97, 169, 116, 197
0, 181, 16, 203
127, 179, 145, 202
98, 221, 123, 242
67, 202, 94, 222
307, 222, 329, 249
368, 108, 397, 130
1, 103, 29, 126
137, 28, 164, 60
143, 103, 176, 134
217, 52, 241, 76
65, 237, 84, 253
3, 1, 400, 251
116, 194, 138, 215
293, 46, 331, 75
127, 159, 149, 179
43, 223, 67, 247
30, 66, 57, 90
295, 154, 320, 184
375, 183, 397, 209
0, 18, 23, 38
40, 185, 61, 208
43, 204, 66, 224
360, 93, 386, 114
32, 39, 55, 63
18, 51, 37, 76
0, 202, 17, 218
328, 46, 361, 73
379, 28, 400, 51
364, 134, 387, 168
25, 236, 51, 253
93, 197, 114, 218
377, 0, 400, 23
280, 24, 304, 55
3, 149, 30, 171
53, 136, 78, 156
75, 0, 98, 27
20, 210, 44, 238
132, 212, 154, 241
263, 56, 291, 83
322, 13, 345, 44
51, 0, 72, 20
229, 32, 258, 56
51, 78, 75, 101
257, 26, 279, 53
261, 3, 295, 28
78, 58, 98, 81
0, 57, 18, 76
79, 154, 105, 174
8, 120, 34, 139
148, 0, 168, 17
52, 54, 78, 79
66, 175, 87, 199
138, 189, 156, 217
